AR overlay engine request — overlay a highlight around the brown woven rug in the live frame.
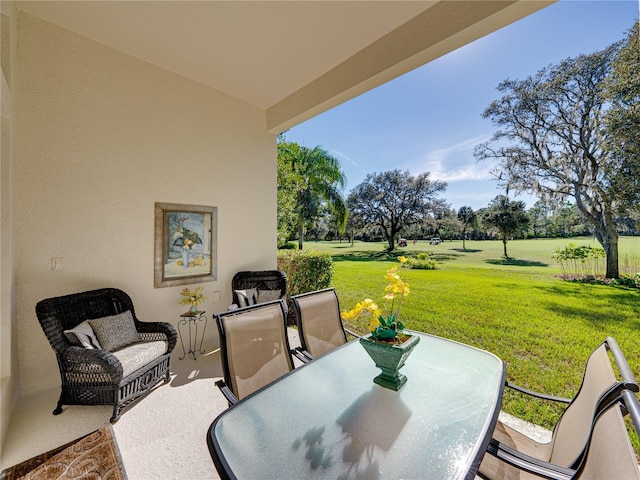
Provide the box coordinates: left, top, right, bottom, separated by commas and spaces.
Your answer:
0, 426, 127, 480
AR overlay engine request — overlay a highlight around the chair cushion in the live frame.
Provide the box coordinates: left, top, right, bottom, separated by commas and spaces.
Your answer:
89, 310, 141, 352
112, 341, 168, 378
64, 320, 102, 349
257, 289, 281, 303
235, 288, 258, 307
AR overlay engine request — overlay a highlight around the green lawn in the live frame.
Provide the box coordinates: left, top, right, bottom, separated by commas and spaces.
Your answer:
307, 236, 640, 445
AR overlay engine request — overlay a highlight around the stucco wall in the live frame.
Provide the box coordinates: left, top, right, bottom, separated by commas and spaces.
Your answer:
1, 0, 19, 450
15, 12, 277, 396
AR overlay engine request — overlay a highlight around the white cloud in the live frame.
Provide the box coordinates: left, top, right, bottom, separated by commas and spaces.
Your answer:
329, 149, 365, 173
409, 134, 497, 182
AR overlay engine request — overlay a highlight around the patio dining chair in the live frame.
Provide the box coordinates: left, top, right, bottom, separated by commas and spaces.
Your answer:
291, 288, 361, 360
573, 388, 640, 479
214, 299, 306, 405
477, 336, 638, 480
481, 388, 640, 480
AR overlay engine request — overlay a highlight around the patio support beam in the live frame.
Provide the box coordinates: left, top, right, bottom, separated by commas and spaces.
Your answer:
267, 0, 554, 134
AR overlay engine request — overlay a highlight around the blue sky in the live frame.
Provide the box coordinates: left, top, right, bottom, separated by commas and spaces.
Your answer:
285, 1, 638, 212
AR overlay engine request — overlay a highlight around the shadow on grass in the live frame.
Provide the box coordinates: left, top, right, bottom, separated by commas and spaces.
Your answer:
430, 253, 462, 262
332, 250, 411, 262
528, 282, 640, 324
450, 248, 483, 253
485, 258, 549, 267
331, 249, 462, 263
541, 298, 639, 324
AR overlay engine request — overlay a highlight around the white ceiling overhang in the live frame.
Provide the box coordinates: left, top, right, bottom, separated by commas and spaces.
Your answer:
17, 1, 554, 133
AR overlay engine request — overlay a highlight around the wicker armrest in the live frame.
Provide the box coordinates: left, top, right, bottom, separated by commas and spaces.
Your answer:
62, 346, 124, 380
136, 321, 178, 351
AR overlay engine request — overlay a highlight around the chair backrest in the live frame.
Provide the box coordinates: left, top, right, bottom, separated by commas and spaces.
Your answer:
35, 288, 136, 354
575, 390, 640, 479
215, 299, 294, 401
292, 288, 348, 358
231, 270, 287, 306
548, 341, 621, 467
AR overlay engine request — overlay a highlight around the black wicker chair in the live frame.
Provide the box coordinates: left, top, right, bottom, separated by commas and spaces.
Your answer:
36, 288, 178, 423
230, 270, 287, 307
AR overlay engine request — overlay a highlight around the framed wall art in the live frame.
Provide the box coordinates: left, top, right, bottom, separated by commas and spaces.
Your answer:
154, 202, 217, 288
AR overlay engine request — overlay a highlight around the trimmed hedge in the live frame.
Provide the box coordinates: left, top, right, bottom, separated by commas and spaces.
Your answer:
277, 250, 334, 296
277, 250, 334, 325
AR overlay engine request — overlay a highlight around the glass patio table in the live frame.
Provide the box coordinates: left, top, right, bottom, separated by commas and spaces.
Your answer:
207, 331, 505, 480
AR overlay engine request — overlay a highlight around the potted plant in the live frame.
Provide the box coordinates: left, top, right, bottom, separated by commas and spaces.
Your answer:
341, 257, 420, 391
179, 286, 207, 314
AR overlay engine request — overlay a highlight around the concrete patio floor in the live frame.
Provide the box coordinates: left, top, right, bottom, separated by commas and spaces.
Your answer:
1, 346, 228, 479
1, 329, 551, 479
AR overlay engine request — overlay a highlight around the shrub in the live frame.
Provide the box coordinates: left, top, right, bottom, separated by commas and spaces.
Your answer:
277, 250, 334, 296
552, 243, 605, 276
405, 253, 438, 270
611, 273, 640, 288
278, 242, 298, 250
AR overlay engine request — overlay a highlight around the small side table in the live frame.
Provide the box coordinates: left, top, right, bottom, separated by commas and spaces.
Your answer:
178, 310, 208, 360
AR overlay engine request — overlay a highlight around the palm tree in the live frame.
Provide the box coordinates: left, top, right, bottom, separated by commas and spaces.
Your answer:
280, 142, 348, 250
457, 206, 476, 250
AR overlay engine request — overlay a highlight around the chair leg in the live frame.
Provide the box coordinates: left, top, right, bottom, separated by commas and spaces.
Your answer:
110, 404, 121, 423
53, 394, 64, 415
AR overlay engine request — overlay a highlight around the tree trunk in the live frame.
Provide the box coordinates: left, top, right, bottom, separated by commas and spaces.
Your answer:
594, 220, 619, 278
387, 236, 395, 251
502, 237, 508, 258
576, 198, 619, 278
297, 212, 304, 250
381, 224, 395, 251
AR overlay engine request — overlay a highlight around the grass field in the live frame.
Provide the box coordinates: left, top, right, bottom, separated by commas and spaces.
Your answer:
306, 236, 640, 446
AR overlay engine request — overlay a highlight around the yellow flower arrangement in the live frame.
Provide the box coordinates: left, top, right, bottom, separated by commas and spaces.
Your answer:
341, 257, 410, 342
179, 287, 207, 307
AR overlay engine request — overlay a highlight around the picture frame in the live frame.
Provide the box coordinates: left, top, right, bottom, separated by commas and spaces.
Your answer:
154, 202, 217, 288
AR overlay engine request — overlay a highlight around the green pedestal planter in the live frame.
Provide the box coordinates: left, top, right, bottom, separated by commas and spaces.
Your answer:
359, 333, 420, 391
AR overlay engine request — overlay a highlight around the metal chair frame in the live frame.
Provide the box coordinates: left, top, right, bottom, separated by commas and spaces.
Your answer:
478, 336, 638, 479
214, 299, 306, 405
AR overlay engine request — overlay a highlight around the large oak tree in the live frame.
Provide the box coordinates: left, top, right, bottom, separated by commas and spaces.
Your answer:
475, 30, 636, 278
348, 170, 447, 251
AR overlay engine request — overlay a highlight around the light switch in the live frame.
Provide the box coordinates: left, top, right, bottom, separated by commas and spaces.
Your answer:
51, 257, 64, 270
212, 291, 220, 303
